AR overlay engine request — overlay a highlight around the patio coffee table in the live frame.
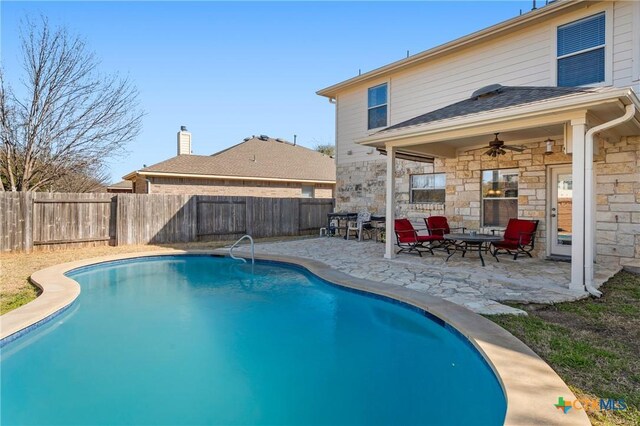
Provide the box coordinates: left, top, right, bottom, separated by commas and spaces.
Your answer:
444, 233, 501, 267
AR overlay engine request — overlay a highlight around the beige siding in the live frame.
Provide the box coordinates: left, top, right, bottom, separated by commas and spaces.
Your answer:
335, 1, 639, 167
148, 177, 334, 199
612, 1, 636, 87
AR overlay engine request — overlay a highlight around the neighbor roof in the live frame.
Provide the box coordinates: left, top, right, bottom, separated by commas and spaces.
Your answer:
124, 137, 336, 183
382, 85, 603, 133
106, 180, 133, 190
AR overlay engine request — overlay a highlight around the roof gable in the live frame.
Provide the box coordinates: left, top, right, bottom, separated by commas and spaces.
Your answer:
130, 137, 336, 182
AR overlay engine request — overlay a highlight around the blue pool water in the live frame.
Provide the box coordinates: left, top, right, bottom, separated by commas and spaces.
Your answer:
1, 256, 506, 425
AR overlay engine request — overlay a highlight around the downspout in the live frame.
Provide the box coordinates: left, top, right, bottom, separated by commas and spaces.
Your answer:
583, 103, 636, 296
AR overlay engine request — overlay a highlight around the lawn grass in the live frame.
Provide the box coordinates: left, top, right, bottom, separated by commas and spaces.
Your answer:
490, 271, 640, 426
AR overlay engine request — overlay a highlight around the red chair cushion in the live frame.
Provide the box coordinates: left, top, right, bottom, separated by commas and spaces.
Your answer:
426, 216, 450, 236
395, 219, 417, 243
502, 219, 538, 245
395, 219, 442, 244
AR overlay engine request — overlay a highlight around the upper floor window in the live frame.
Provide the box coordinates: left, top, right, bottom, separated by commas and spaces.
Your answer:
410, 173, 445, 203
557, 12, 605, 87
367, 83, 387, 129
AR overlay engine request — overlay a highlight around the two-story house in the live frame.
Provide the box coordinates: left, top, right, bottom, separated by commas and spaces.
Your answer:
317, 0, 640, 293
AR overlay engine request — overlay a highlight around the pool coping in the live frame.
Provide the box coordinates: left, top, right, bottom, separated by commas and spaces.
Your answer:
0, 249, 590, 426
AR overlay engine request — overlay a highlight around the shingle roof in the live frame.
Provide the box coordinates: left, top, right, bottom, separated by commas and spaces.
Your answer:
382, 85, 607, 133
107, 180, 133, 189
134, 137, 336, 182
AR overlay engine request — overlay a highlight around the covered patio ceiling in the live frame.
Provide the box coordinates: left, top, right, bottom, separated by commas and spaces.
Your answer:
357, 86, 640, 158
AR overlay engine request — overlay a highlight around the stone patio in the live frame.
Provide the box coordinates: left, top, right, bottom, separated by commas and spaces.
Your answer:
236, 237, 620, 315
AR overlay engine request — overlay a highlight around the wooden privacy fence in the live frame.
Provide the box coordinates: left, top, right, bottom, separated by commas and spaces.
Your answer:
0, 193, 334, 252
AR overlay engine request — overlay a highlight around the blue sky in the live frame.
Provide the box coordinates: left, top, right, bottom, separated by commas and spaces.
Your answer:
1, 1, 533, 183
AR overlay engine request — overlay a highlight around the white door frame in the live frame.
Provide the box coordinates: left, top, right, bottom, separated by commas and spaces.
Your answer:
547, 164, 573, 257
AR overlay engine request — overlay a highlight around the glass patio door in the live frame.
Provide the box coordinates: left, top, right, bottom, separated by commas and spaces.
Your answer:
549, 166, 573, 257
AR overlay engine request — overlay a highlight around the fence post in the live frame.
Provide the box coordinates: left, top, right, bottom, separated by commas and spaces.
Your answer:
21, 192, 33, 253
192, 195, 199, 242
297, 199, 301, 235
245, 197, 253, 236
114, 194, 121, 246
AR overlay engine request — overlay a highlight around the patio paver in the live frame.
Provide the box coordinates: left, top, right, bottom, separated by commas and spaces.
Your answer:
237, 237, 620, 315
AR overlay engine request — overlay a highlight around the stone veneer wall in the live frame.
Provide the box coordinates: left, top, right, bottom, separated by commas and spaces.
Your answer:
336, 136, 639, 265
595, 136, 640, 265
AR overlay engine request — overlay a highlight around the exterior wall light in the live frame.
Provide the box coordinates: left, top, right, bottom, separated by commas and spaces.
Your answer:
544, 138, 555, 155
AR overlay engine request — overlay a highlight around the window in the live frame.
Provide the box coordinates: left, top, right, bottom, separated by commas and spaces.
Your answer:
557, 12, 605, 87
301, 185, 314, 198
481, 169, 518, 227
367, 83, 387, 129
410, 173, 446, 203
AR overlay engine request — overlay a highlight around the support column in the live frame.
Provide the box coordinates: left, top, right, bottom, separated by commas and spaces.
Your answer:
384, 144, 396, 259
584, 132, 596, 289
570, 118, 587, 291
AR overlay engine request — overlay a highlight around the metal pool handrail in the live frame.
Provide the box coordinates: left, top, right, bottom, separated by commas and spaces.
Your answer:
229, 235, 255, 264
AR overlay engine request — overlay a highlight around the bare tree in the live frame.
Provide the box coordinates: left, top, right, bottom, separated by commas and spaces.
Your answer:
0, 17, 143, 192
47, 163, 110, 193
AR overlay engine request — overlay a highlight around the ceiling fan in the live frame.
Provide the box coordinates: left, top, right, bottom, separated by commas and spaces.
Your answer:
484, 133, 525, 157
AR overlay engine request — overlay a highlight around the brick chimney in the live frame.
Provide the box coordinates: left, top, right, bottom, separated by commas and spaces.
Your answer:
177, 125, 192, 155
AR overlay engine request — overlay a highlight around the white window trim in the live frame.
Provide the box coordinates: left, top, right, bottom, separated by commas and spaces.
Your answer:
366, 80, 390, 133
557, 44, 605, 61
550, 4, 613, 87
410, 173, 446, 204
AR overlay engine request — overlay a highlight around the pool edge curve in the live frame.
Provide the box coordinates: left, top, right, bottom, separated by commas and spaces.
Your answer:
0, 249, 589, 426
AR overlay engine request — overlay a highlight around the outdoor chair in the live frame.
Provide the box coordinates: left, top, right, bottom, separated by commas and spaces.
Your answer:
490, 218, 539, 260
424, 216, 466, 252
394, 218, 443, 256
347, 211, 373, 241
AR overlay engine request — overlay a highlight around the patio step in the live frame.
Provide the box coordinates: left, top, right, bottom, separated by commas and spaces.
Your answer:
622, 260, 640, 275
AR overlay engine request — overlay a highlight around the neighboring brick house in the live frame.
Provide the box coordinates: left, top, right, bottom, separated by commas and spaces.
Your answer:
106, 180, 133, 193
317, 0, 640, 292
123, 128, 335, 198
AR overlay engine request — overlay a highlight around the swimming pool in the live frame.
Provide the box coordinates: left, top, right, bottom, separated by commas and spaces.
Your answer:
1, 255, 506, 425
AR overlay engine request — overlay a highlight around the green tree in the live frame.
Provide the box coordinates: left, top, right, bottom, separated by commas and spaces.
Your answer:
314, 143, 335, 157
